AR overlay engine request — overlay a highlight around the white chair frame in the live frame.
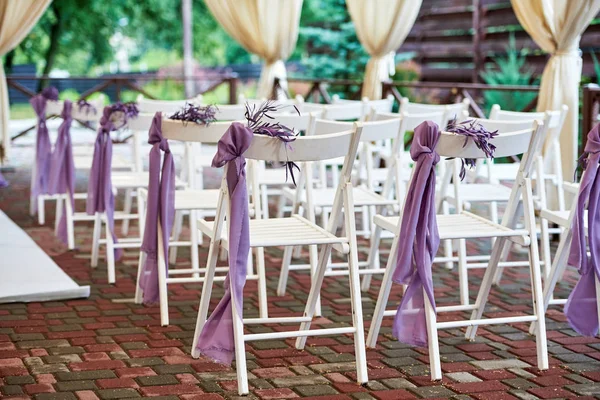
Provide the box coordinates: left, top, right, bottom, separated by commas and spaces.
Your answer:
367, 120, 549, 381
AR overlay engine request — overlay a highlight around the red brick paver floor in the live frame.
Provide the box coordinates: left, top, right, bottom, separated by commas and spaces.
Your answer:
1, 150, 600, 399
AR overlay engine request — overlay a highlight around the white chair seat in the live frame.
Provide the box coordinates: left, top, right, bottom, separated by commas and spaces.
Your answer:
445, 183, 513, 203
74, 154, 133, 171
540, 209, 587, 229
282, 186, 396, 208
373, 211, 529, 244
198, 214, 350, 252
111, 172, 185, 189
174, 189, 220, 210
354, 167, 412, 184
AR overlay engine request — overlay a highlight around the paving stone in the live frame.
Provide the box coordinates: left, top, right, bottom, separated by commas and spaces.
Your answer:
446, 372, 482, 382
564, 383, 600, 396
34, 393, 78, 400
55, 371, 116, 381
470, 359, 531, 370
295, 385, 340, 396
380, 378, 417, 389
97, 388, 141, 399
137, 374, 179, 386
409, 385, 456, 398
271, 375, 330, 387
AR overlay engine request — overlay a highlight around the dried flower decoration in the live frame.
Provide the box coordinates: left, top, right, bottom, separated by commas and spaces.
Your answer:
244, 101, 300, 185
40, 86, 59, 101
169, 103, 217, 125
104, 102, 139, 131
446, 115, 498, 180
76, 99, 97, 115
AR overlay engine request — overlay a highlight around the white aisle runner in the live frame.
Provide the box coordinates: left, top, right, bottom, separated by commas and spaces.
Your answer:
0, 211, 90, 303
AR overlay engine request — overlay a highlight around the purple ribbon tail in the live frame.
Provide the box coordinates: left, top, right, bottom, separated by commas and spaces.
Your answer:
48, 100, 75, 245
86, 106, 123, 260
195, 122, 253, 365
0, 171, 8, 188
30, 95, 52, 212
139, 114, 176, 305
392, 121, 441, 347
565, 124, 600, 336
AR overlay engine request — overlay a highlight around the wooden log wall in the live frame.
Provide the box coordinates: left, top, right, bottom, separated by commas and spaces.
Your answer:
401, 0, 600, 82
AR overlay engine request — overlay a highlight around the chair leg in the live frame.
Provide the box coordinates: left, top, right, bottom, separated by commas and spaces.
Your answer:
54, 196, 63, 236
256, 247, 269, 319
295, 244, 333, 350
105, 215, 116, 284
232, 285, 249, 395
169, 211, 184, 264
157, 223, 170, 326
65, 194, 75, 250
528, 235, 549, 371
366, 234, 399, 348
137, 190, 146, 240
458, 239, 469, 306
276, 192, 286, 218
277, 246, 294, 296
361, 205, 369, 239
189, 210, 200, 277
91, 213, 102, 268
442, 202, 453, 270
425, 288, 442, 380
38, 196, 45, 225
540, 217, 552, 280
361, 223, 383, 291
134, 251, 146, 304
121, 188, 133, 235
191, 238, 222, 355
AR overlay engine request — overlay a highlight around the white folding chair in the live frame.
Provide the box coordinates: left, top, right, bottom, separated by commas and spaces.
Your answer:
400, 97, 470, 126
136, 95, 203, 114
367, 119, 549, 380
135, 119, 249, 326
276, 117, 407, 299
188, 121, 369, 395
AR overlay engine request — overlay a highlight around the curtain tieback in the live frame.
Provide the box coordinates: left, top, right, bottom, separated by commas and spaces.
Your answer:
553, 49, 581, 57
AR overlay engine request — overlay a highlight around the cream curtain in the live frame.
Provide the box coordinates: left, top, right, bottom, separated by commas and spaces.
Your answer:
511, 0, 600, 177
0, 0, 51, 160
346, 0, 421, 100
205, 0, 303, 99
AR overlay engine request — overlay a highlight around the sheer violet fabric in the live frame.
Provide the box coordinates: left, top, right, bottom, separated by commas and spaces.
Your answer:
204, 0, 303, 99
511, 0, 600, 178
346, 0, 422, 100
86, 106, 123, 260
48, 100, 75, 245
0, 171, 7, 187
393, 121, 441, 347
565, 124, 600, 336
30, 94, 52, 212
0, 0, 52, 158
138, 114, 176, 304
195, 122, 253, 365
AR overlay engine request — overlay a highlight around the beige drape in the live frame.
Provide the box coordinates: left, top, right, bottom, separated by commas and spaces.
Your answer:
511, 0, 600, 177
346, 0, 421, 100
205, 0, 303, 99
0, 0, 51, 160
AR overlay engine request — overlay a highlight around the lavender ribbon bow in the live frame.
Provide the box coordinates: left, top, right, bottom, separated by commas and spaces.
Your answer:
48, 100, 75, 244
30, 95, 52, 210
86, 106, 123, 260
139, 114, 176, 304
565, 124, 600, 336
393, 121, 441, 347
195, 122, 253, 365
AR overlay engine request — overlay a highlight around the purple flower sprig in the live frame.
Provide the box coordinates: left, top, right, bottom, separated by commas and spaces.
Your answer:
245, 101, 300, 185
446, 116, 498, 180
169, 103, 217, 126
41, 86, 59, 101
76, 99, 97, 115
107, 102, 140, 131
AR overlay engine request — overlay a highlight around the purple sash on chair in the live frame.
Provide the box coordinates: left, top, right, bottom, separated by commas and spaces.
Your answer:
48, 100, 75, 244
138, 114, 176, 304
565, 124, 600, 336
0, 172, 8, 188
30, 87, 59, 211
195, 122, 253, 365
86, 106, 123, 260
393, 121, 441, 347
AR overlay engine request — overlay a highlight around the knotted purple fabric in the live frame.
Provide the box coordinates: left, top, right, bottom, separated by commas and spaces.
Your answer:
139, 113, 176, 304
0, 171, 8, 188
195, 122, 253, 365
30, 94, 53, 211
48, 100, 75, 244
393, 121, 441, 347
86, 106, 123, 260
565, 124, 600, 336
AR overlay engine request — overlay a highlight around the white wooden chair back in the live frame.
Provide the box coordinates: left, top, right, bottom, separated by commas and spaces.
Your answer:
136, 95, 202, 114
332, 95, 394, 117
489, 104, 567, 145
213, 104, 247, 121
45, 99, 105, 121
400, 98, 470, 126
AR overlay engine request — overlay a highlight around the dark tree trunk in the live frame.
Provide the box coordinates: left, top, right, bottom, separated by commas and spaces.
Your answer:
4, 49, 15, 73
38, 4, 62, 91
